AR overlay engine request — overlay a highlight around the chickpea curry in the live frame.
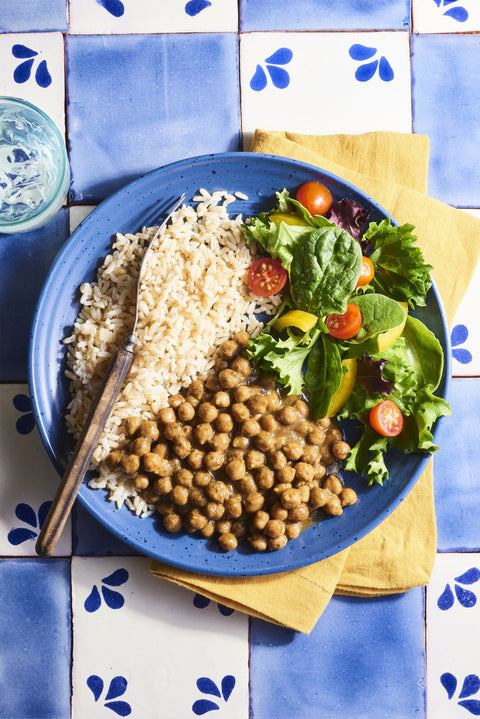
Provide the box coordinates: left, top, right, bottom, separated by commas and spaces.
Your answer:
107, 330, 357, 552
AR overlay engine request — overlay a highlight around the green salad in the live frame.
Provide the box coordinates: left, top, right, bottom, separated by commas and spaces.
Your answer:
242, 183, 451, 487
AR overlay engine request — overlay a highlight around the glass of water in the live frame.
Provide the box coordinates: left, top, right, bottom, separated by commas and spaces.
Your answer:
0, 97, 70, 233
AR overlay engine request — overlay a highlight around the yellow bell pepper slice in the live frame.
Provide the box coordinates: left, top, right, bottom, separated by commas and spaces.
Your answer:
376, 301, 408, 353
274, 309, 318, 333
269, 213, 309, 226
327, 359, 357, 417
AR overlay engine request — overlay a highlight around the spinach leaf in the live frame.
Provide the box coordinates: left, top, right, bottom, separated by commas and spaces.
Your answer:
290, 225, 362, 315
348, 294, 407, 343
304, 334, 343, 419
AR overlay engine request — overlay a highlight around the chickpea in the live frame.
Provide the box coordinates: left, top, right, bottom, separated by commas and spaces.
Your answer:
293, 399, 309, 418
163, 423, 186, 442
285, 522, 302, 540
340, 487, 357, 507
189, 488, 207, 508
140, 420, 160, 441
187, 509, 208, 531
280, 488, 303, 510
239, 474, 258, 495
107, 450, 123, 467
130, 436, 151, 456
164, 513, 182, 533
302, 445, 320, 465
134, 475, 150, 490
268, 535, 288, 551
271, 450, 287, 470
323, 474, 343, 495
313, 464, 327, 482
204, 375, 221, 392
308, 427, 325, 446
284, 441, 304, 461
175, 468, 193, 488
234, 384, 255, 403
276, 465, 296, 484
248, 533, 268, 551
193, 471, 211, 487
215, 413, 233, 433
327, 427, 344, 443
245, 450, 265, 470
177, 401, 195, 422
277, 406, 298, 425
225, 459, 246, 481
243, 492, 265, 513
208, 433, 231, 453
295, 462, 315, 483
332, 440, 351, 460
232, 435, 249, 451
158, 407, 176, 424
317, 417, 332, 428
143, 454, 172, 475
168, 393, 184, 409
205, 502, 225, 520
247, 394, 269, 416
252, 510, 270, 530
228, 448, 246, 462
231, 356, 251, 375
270, 502, 289, 521
234, 330, 250, 346
241, 419, 261, 437
216, 519, 232, 535
185, 393, 200, 407
254, 430, 275, 452
173, 438, 191, 459
206, 480, 228, 502
213, 390, 230, 408
297, 484, 311, 503
266, 392, 282, 411
255, 466, 274, 490
197, 402, 218, 423
219, 339, 239, 359
125, 416, 142, 436
121, 454, 140, 475
193, 423, 214, 445
288, 503, 310, 522
264, 519, 286, 539
324, 495, 343, 516
155, 499, 173, 516
260, 415, 278, 436
201, 520, 215, 538
204, 451, 225, 472
151, 441, 168, 458
231, 518, 248, 538
231, 403, 250, 422
224, 496, 243, 519
170, 485, 189, 506
219, 368, 243, 388
187, 449, 204, 469
189, 379, 205, 399
296, 419, 315, 435
153, 476, 173, 495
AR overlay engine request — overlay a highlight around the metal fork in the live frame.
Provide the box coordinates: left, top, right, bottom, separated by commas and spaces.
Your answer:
36, 194, 185, 557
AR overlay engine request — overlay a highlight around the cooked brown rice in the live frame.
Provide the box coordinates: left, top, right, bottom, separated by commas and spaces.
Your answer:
63, 189, 280, 515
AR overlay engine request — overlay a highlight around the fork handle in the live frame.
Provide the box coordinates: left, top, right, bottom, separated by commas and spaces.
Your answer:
36, 346, 134, 557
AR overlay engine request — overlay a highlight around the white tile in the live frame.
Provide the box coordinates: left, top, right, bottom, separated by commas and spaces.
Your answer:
71, 556, 249, 719
0, 384, 71, 556
426, 553, 480, 719
450, 210, 480, 377
413, 0, 480, 34
68, 0, 238, 34
240, 31, 412, 148
0, 32, 65, 136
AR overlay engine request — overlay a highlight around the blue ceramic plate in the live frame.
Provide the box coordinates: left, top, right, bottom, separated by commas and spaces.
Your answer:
29, 152, 451, 576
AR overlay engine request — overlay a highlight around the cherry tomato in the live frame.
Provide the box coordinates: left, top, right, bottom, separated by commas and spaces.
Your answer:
247, 257, 288, 297
369, 400, 404, 437
325, 303, 362, 340
356, 255, 375, 287
296, 181, 333, 216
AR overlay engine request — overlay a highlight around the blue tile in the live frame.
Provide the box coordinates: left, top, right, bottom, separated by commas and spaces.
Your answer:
412, 34, 480, 207
66, 34, 241, 203
250, 590, 426, 719
433, 378, 480, 551
239, 0, 410, 31
0, 209, 69, 382
0, 0, 68, 32
73, 502, 141, 556
0, 558, 71, 719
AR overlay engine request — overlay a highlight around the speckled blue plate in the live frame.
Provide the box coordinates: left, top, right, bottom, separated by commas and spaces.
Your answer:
29, 152, 451, 576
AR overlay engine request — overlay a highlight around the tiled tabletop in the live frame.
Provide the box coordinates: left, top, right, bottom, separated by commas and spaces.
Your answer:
1, 2, 480, 718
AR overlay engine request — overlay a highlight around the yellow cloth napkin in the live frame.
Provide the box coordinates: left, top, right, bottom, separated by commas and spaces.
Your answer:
151, 130, 480, 633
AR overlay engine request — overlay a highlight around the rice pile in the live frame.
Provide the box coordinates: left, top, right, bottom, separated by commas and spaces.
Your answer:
64, 189, 280, 514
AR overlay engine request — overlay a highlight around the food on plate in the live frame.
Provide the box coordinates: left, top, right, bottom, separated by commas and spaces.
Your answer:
243, 187, 451, 486
106, 335, 357, 552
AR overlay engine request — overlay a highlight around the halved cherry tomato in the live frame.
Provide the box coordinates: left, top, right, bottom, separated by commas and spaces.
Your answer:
356, 255, 375, 287
325, 303, 362, 340
247, 257, 288, 297
369, 400, 404, 437
296, 181, 333, 216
